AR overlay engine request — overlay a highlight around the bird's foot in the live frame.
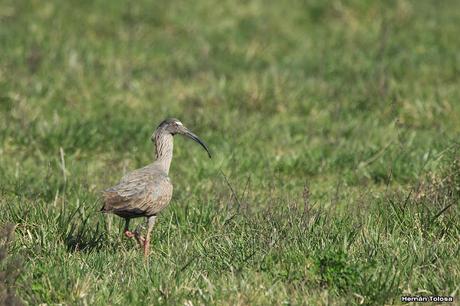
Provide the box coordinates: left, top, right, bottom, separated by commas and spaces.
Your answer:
134, 230, 145, 248
124, 230, 135, 238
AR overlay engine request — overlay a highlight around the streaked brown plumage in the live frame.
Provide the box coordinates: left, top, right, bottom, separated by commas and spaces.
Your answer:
101, 118, 211, 256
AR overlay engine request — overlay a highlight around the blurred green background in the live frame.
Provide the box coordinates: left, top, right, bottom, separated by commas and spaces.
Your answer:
1, 0, 459, 304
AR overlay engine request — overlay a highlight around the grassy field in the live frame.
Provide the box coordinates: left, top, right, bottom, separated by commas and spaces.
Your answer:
1, 0, 460, 304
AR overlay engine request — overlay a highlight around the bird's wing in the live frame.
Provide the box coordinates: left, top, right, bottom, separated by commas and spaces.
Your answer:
101, 169, 173, 217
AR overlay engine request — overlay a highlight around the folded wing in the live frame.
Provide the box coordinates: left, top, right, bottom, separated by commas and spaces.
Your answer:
101, 166, 173, 217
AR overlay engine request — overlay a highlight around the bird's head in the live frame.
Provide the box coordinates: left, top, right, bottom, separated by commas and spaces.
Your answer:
152, 118, 211, 158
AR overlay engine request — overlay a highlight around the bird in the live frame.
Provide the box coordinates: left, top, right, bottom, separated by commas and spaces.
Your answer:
101, 118, 211, 256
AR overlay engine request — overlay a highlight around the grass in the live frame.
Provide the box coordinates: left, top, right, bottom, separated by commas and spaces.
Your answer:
1, 0, 460, 304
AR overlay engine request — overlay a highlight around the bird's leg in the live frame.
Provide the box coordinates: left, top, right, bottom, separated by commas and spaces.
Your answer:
123, 219, 135, 238
143, 216, 157, 257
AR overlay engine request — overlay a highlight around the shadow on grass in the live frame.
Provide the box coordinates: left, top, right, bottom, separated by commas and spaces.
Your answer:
61, 207, 110, 253
64, 221, 108, 253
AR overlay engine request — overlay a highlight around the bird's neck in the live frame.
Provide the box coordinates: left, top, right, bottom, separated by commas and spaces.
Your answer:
154, 132, 174, 174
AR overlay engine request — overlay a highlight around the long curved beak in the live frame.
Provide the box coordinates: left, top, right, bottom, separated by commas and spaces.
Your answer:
182, 128, 212, 158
